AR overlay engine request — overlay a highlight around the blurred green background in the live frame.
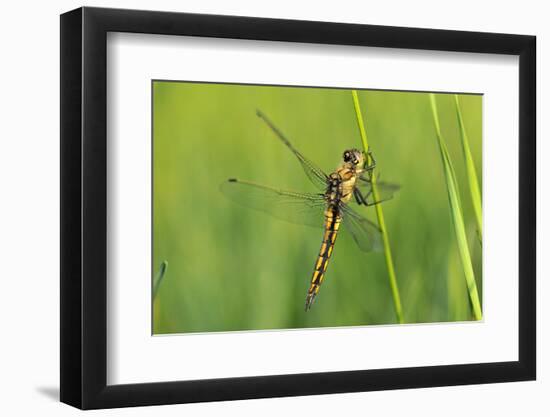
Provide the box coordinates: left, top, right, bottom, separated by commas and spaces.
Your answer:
152, 81, 482, 334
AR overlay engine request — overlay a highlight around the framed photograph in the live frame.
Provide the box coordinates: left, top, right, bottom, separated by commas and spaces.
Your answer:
60, 6, 536, 409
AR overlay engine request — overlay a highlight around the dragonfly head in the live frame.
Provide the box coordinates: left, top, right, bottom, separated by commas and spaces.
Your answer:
342, 148, 365, 168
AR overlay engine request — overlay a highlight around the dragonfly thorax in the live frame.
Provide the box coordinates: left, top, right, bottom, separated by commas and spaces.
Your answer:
326, 166, 359, 206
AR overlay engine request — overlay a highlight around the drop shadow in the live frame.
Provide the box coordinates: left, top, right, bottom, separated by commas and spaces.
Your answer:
36, 386, 59, 401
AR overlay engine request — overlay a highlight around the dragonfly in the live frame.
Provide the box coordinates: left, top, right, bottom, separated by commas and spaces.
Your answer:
221, 110, 399, 311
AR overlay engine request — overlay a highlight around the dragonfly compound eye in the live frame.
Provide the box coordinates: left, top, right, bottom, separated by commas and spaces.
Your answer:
343, 151, 351, 162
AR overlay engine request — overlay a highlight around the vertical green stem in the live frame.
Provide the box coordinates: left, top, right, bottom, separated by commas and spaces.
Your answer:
351, 90, 404, 324
454, 95, 483, 241
429, 94, 482, 320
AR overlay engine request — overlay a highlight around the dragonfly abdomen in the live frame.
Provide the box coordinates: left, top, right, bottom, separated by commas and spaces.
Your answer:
305, 207, 342, 310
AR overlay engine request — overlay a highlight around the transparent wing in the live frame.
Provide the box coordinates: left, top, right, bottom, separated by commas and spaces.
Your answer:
355, 175, 400, 206
340, 204, 383, 252
220, 178, 327, 228
257, 110, 329, 190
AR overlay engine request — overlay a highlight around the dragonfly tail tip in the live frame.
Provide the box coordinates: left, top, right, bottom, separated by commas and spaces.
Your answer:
304, 293, 316, 311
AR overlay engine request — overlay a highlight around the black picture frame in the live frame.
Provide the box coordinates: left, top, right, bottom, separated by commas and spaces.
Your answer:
60, 6, 536, 410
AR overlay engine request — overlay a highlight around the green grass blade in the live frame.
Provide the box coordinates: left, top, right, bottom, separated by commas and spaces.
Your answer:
352, 90, 404, 324
429, 94, 482, 320
454, 95, 482, 242
153, 260, 168, 299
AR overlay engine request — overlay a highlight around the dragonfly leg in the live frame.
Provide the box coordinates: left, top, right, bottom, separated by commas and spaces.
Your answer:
364, 193, 387, 207
365, 150, 376, 170
364, 199, 383, 207
354, 188, 364, 205
355, 188, 387, 207
354, 188, 371, 205
362, 150, 376, 180
364, 188, 388, 206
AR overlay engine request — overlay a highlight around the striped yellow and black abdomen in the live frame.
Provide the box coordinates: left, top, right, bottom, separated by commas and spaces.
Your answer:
305, 207, 342, 310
